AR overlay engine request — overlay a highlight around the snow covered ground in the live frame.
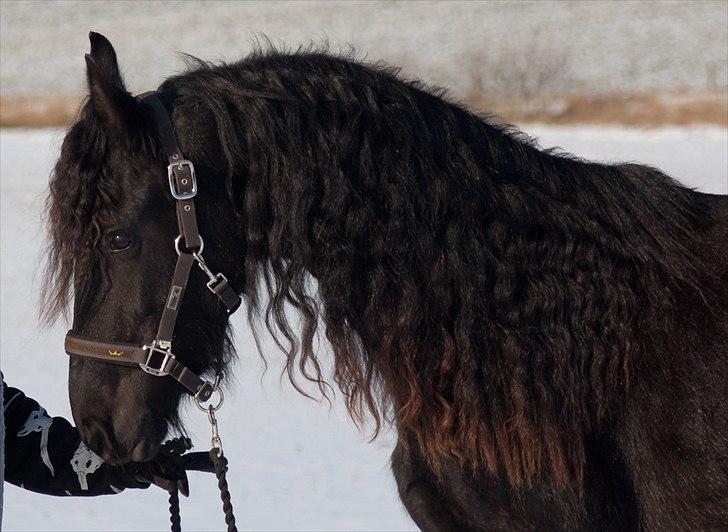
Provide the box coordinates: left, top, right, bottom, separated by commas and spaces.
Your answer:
1, 126, 726, 531
2, 1, 727, 98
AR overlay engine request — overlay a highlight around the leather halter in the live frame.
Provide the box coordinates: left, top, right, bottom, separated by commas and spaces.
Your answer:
64, 92, 241, 402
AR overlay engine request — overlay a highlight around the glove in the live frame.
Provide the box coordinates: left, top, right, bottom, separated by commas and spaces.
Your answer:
114, 438, 214, 496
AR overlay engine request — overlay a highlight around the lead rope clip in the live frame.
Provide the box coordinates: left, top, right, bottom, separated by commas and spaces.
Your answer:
195, 375, 225, 455
207, 404, 223, 456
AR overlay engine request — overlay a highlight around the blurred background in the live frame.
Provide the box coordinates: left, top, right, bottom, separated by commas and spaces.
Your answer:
1, 0, 727, 127
1, 2, 726, 531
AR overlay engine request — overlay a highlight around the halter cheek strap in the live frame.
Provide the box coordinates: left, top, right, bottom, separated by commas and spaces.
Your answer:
64, 92, 241, 401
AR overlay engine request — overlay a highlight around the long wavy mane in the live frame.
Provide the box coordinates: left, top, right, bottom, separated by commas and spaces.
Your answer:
46, 47, 710, 489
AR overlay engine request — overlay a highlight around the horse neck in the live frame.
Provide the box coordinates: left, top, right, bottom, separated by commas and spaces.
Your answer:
492, 130, 706, 292
175, 60, 719, 486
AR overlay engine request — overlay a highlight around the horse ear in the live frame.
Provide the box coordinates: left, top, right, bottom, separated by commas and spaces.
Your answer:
88, 32, 124, 90
85, 32, 140, 135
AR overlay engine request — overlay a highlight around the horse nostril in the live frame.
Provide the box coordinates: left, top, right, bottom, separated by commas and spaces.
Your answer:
78, 418, 127, 464
131, 438, 159, 463
79, 416, 163, 464
79, 419, 108, 452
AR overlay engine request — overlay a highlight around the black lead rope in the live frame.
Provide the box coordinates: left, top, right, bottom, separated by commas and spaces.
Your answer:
169, 488, 181, 532
162, 436, 192, 532
160, 437, 189, 532
163, 436, 237, 532
210, 448, 237, 532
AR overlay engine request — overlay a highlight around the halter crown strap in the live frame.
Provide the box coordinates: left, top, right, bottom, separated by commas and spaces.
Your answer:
142, 93, 201, 250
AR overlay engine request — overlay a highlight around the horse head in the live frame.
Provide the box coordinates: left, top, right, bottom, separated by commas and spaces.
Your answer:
45, 33, 242, 464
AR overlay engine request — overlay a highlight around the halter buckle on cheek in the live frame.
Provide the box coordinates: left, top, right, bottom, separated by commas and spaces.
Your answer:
168, 159, 197, 200
140, 342, 175, 377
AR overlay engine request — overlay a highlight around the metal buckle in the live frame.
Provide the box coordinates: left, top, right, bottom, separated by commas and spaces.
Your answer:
140, 343, 175, 376
167, 159, 197, 200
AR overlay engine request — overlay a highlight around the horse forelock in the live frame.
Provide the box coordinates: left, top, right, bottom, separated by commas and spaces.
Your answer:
41, 102, 117, 324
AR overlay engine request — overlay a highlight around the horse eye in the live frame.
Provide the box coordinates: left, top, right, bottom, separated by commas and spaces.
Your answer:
109, 233, 133, 252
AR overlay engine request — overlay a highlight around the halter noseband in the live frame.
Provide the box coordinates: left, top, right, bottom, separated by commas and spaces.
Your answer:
64, 92, 241, 402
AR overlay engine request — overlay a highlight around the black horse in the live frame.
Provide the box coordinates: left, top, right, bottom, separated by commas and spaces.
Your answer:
44, 33, 727, 530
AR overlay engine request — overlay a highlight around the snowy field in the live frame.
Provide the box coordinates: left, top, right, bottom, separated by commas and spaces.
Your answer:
2, 1, 727, 98
1, 126, 726, 531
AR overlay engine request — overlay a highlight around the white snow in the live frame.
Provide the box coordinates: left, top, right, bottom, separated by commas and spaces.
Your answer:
1, 126, 726, 531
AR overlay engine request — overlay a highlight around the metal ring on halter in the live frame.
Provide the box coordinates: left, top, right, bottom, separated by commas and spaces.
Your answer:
174, 234, 204, 255
195, 384, 224, 412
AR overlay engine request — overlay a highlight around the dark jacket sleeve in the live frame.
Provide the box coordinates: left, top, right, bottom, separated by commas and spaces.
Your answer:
2, 376, 149, 496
